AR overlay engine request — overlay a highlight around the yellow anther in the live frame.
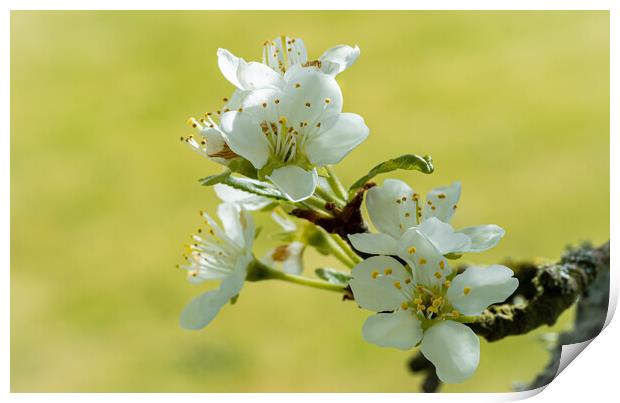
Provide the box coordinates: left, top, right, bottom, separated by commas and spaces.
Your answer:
405, 212, 411, 217
401, 302, 409, 310
417, 304, 426, 311
452, 310, 460, 318
222, 97, 229, 102
431, 206, 436, 210
274, 99, 280, 104
439, 260, 445, 269
453, 204, 458, 210
394, 281, 401, 289
187, 118, 198, 128
305, 102, 311, 107
261, 102, 267, 108
401, 196, 407, 201
419, 258, 427, 265
384, 268, 393, 275
371, 271, 379, 279
427, 306, 437, 314
413, 298, 423, 305
278, 117, 287, 125
408, 246, 417, 254
432, 298, 442, 307
427, 201, 432, 205
434, 271, 442, 279
438, 193, 446, 199
405, 278, 412, 284
444, 280, 451, 288
295, 83, 301, 88
463, 287, 471, 295
324, 98, 331, 104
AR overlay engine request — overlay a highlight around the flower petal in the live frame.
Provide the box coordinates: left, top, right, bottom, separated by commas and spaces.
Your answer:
417, 217, 472, 254
319, 44, 361, 75
366, 179, 414, 238
281, 68, 343, 129
200, 126, 235, 164
267, 165, 318, 202
263, 242, 305, 275
214, 184, 272, 211
216, 203, 245, 248
305, 113, 369, 166
362, 310, 423, 350
457, 225, 505, 252
348, 232, 398, 255
447, 265, 518, 316
423, 181, 461, 223
349, 256, 412, 312
179, 257, 248, 330
217, 48, 244, 89
397, 228, 450, 288
179, 289, 228, 330
220, 111, 271, 169
421, 320, 480, 383
237, 61, 282, 90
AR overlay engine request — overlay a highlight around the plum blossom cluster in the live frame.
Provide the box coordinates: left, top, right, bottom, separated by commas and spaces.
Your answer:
177, 35, 519, 386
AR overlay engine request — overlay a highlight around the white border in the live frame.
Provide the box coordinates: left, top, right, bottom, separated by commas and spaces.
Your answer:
3, 1, 616, 402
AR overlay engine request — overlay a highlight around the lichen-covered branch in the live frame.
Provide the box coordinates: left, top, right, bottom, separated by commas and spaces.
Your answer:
468, 241, 609, 341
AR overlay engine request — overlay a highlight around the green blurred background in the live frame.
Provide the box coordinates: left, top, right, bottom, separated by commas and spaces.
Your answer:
11, 11, 609, 392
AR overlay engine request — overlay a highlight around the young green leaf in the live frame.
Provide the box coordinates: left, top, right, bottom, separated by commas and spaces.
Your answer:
198, 169, 232, 186
349, 154, 434, 192
315, 267, 352, 285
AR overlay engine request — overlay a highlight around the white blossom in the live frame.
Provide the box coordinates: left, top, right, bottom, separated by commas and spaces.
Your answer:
349, 245, 518, 383
179, 203, 255, 329
349, 179, 505, 256
218, 67, 369, 201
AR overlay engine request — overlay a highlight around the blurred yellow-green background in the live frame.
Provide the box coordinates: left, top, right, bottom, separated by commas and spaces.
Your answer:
11, 11, 609, 392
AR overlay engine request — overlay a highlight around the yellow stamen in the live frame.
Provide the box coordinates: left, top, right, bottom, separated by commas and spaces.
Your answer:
408, 246, 417, 254
384, 268, 393, 275
371, 271, 379, 279
463, 287, 471, 295
419, 258, 427, 265
394, 281, 401, 289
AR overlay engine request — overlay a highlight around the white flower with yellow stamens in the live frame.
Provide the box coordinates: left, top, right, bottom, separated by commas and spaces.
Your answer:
182, 113, 241, 166
219, 67, 369, 202
179, 203, 255, 330
217, 35, 360, 95
349, 231, 518, 383
348, 179, 505, 256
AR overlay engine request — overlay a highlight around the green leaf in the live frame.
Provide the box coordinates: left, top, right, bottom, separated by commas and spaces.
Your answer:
221, 176, 288, 201
198, 169, 231, 186
349, 154, 434, 191
315, 267, 352, 285
230, 294, 239, 305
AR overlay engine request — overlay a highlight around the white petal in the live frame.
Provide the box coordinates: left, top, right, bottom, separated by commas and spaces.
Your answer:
200, 126, 233, 164
305, 113, 369, 166
421, 320, 480, 383
239, 210, 255, 252
217, 48, 244, 89
263, 242, 305, 275
423, 181, 461, 223
281, 68, 343, 129
417, 217, 472, 254
214, 184, 272, 211
457, 225, 505, 252
447, 265, 519, 316
220, 111, 270, 169
179, 257, 248, 330
348, 232, 398, 255
397, 228, 451, 288
179, 289, 228, 330
366, 179, 414, 238
319, 45, 361, 75
362, 310, 423, 350
216, 203, 244, 248
271, 211, 297, 232
349, 256, 412, 312
237, 61, 282, 90
267, 165, 318, 202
